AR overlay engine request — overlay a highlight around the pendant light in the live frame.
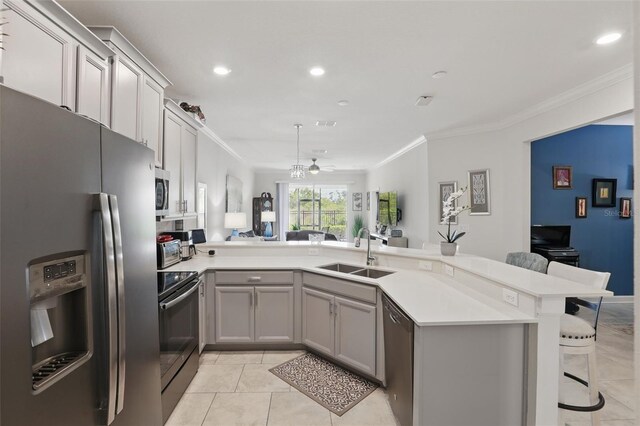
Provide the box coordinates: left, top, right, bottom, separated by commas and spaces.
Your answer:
290, 124, 305, 179
309, 158, 320, 175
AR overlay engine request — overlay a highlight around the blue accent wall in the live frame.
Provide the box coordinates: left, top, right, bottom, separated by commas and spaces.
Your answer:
531, 125, 634, 296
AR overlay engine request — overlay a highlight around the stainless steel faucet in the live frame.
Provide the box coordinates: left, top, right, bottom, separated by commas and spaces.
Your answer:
355, 227, 376, 266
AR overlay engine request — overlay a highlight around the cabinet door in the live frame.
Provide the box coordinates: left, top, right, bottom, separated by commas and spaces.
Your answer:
111, 53, 143, 141
255, 286, 294, 343
215, 286, 254, 343
1, 1, 74, 107
76, 45, 110, 125
199, 280, 206, 353
302, 287, 334, 356
163, 110, 182, 215
334, 296, 377, 375
142, 77, 163, 167
181, 126, 197, 215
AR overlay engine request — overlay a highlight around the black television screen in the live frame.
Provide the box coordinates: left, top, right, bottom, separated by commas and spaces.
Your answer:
530, 225, 571, 248
378, 192, 398, 226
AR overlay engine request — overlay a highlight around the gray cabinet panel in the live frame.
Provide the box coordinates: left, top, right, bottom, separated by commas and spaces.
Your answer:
302, 287, 334, 356
215, 286, 254, 343
255, 287, 294, 343
216, 271, 294, 285
303, 272, 376, 304
199, 279, 206, 353
334, 296, 376, 375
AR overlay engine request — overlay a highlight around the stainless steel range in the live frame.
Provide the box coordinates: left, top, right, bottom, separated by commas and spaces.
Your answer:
157, 271, 201, 423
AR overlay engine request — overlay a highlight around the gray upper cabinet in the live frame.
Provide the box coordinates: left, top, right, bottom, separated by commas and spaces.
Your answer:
0, 1, 113, 111
302, 287, 335, 356
255, 286, 294, 343
334, 295, 376, 375
215, 286, 254, 343
89, 26, 171, 157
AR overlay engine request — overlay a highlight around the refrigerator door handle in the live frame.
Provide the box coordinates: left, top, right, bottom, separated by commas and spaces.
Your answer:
109, 194, 126, 416
96, 193, 119, 425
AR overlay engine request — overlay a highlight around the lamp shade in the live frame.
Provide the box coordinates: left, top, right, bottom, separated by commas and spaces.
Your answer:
261, 211, 276, 222
224, 212, 247, 229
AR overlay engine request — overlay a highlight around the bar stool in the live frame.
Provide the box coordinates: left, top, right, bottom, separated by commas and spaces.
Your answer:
505, 252, 548, 273
547, 261, 610, 426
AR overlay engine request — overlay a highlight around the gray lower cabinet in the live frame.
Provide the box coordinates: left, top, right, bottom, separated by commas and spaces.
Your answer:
215, 285, 294, 343
302, 287, 335, 356
198, 278, 206, 353
302, 286, 376, 375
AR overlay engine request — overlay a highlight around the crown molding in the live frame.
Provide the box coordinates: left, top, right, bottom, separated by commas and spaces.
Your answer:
426, 63, 633, 141
198, 125, 247, 165
371, 135, 427, 170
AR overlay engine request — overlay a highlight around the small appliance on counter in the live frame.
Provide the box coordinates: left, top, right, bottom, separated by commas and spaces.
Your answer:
157, 238, 181, 270
161, 231, 195, 260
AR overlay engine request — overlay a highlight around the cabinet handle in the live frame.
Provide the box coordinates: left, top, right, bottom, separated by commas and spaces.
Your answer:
184, 200, 188, 213
247, 276, 262, 283
255, 291, 259, 308
329, 301, 333, 315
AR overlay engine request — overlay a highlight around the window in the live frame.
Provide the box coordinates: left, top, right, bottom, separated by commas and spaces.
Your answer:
289, 184, 347, 240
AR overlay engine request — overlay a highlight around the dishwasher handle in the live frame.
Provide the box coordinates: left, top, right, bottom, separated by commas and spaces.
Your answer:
382, 294, 413, 331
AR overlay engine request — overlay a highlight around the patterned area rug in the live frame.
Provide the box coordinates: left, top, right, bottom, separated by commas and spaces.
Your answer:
269, 353, 378, 416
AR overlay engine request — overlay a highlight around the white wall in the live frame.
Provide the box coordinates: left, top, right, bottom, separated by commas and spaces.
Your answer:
366, 142, 429, 249
197, 130, 254, 241
427, 75, 633, 261
253, 170, 367, 241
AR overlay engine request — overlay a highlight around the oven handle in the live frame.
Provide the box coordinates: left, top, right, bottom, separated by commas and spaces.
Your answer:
160, 280, 200, 310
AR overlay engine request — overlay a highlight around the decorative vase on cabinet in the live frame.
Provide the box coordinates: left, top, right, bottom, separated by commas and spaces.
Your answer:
440, 242, 457, 256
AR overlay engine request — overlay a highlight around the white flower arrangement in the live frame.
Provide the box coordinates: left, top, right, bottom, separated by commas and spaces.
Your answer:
439, 187, 470, 243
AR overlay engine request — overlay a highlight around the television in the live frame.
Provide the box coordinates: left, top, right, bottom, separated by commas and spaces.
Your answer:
377, 191, 399, 226
530, 225, 571, 248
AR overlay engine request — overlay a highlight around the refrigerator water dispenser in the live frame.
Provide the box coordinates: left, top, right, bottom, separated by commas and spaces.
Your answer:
28, 253, 92, 393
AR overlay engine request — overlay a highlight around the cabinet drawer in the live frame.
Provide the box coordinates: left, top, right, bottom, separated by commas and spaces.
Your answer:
303, 273, 377, 304
215, 270, 294, 285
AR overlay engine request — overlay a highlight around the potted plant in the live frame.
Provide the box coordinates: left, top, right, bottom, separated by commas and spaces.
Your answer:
351, 214, 364, 239
438, 187, 469, 256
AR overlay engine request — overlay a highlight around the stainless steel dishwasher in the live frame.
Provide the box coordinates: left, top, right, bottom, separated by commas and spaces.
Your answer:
382, 294, 414, 426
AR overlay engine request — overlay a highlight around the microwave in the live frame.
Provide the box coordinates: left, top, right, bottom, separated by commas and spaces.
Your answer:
155, 168, 170, 217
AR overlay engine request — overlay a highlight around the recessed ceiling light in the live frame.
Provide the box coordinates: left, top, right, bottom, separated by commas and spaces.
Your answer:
432, 71, 447, 79
213, 66, 231, 75
337, 100, 349, 106
309, 67, 325, 76
315, 121, 337, 127
596, 32, 622, 45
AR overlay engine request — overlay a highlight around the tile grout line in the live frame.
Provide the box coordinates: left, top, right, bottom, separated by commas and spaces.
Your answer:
234, 364, 247, 392
265, 392, 273, 426
199, 392, 217, 426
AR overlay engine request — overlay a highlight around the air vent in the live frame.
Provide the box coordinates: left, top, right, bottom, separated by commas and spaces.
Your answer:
312, 149, 328, 154
415, 96, 433, 107
315, 121, 337, 127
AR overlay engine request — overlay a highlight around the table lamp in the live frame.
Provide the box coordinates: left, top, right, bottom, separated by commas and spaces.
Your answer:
261, 211, 276, 238
224, 212, 246, 237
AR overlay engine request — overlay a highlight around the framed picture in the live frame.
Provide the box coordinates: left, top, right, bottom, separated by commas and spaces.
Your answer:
468, 169, 491, 215
592, 178, 617, 207
352, 192, 362, 211
620, 197, 632, 219
552, 166, 573, 189
366, 192, 370, 211
438, 181, 458, 225
575, 197, 587, 218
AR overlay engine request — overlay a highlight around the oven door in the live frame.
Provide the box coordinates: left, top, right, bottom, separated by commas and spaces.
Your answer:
159, 278, 200, 390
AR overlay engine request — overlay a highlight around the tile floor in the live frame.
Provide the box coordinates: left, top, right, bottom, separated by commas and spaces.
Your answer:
167, 304, 634, 426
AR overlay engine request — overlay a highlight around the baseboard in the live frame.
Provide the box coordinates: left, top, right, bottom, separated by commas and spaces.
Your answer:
601, 295, 634, 304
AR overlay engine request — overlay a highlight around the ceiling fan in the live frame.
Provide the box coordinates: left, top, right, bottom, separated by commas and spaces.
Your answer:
308, 158, 336, 174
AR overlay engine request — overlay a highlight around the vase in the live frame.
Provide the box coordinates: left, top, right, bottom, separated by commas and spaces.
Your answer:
440, 242, 457, 256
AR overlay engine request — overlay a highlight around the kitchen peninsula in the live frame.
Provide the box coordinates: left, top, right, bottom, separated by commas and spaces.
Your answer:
165, 241, 611, 426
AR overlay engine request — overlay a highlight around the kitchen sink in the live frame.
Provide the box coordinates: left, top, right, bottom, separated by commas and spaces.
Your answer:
350, 268, 395, 279
319, 263, 364, 274
318, 263, 395, 279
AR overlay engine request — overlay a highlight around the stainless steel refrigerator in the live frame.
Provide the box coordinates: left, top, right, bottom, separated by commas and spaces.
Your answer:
0, 85, 163, 425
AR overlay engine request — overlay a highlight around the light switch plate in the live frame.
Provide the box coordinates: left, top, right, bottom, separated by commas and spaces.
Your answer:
502, 288, 519, 307
444, 264, 454, 277
418, 261, 433, 271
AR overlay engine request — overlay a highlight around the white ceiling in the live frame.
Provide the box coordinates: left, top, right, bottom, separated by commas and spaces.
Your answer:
60, 1, 633, 172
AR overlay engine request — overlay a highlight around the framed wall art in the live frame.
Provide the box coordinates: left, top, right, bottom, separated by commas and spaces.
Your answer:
620, 197, 632, 219
552, 165, 573, 189
592, 178, 617, 207
367, 191, 370, 211
575, 197, 587, 218
352, 192, 362, 211
438, 181, 458, 224
468, 169, 490, 215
